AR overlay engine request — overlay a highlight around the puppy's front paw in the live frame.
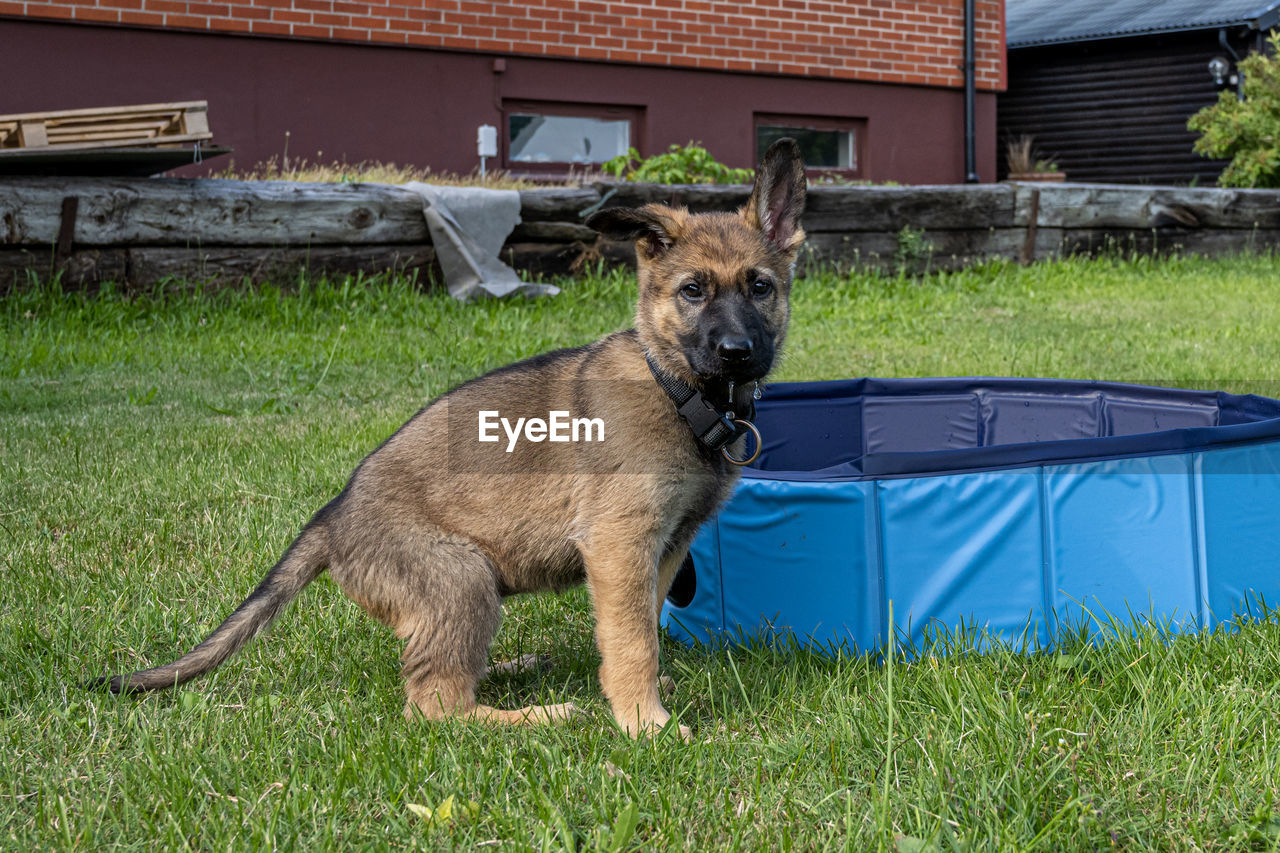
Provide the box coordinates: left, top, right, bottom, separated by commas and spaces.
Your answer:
615, 706, 691, 742
527, 701, 583, 724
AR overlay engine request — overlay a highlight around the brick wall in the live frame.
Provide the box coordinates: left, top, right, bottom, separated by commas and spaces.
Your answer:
7, 0, 1005, 90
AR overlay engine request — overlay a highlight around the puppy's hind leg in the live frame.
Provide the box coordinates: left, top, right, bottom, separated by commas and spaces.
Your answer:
382, 535, 577, 727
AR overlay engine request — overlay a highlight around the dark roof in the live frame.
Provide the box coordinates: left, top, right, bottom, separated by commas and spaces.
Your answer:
1007, 0, 1280, 48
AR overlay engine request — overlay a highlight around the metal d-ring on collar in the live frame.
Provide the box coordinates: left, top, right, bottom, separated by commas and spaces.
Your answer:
722, 417, 763, 466
644, 352, 763, 466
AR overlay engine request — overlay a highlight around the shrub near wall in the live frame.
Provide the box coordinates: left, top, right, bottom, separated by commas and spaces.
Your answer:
1188, 33, 1280, 189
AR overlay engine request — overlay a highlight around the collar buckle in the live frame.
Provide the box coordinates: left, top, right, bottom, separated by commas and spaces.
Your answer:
676, 394, 738, 447
646, 351, 760, 455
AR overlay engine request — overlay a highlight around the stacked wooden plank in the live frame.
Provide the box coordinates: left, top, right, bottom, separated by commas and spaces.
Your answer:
0, 101, 212, 152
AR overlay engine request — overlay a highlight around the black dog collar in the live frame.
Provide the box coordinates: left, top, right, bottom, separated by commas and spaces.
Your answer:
644, 352, 759, 457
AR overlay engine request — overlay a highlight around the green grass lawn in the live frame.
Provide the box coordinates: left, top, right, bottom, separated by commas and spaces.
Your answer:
4, 254, 1280, 850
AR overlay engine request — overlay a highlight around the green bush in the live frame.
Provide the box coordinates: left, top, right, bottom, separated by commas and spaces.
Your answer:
601, 142, 754, 184
1188, 33, 1280, 188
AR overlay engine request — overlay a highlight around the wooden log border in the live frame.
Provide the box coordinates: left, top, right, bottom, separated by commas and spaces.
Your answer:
2, 176, 1279, 289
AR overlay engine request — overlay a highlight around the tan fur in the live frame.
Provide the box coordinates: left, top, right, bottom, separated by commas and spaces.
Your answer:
92, 140, 809, 740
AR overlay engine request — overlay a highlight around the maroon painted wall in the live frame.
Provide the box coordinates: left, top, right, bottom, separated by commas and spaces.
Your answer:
4, 19, 998, 183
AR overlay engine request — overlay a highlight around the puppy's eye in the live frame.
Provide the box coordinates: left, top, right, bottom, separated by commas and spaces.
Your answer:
680, 282, 704, 301
751, 279, 774, 297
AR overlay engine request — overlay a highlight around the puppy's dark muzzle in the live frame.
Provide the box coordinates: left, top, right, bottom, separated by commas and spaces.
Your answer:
705, 348, 771, 387
716, 336, 753, 364
712, 336, 770, 382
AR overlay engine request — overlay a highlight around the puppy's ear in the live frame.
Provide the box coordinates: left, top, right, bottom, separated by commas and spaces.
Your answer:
586, 204, 688, 260
742, 138, 807, 254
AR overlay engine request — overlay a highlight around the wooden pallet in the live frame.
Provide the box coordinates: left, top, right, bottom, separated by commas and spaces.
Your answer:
0, 101, 212, 152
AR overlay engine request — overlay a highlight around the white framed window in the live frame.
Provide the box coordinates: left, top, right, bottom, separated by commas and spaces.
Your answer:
505, 102, 639, 167
756, 115, 864, 175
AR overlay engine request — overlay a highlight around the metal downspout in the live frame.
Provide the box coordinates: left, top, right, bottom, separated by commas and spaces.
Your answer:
964, 0, 980, 182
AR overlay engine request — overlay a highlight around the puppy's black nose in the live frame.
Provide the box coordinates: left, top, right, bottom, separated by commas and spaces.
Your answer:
717, 336, 753, 362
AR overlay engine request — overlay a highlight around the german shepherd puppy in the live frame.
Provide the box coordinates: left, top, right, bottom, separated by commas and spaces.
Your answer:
93, 139, 807, 739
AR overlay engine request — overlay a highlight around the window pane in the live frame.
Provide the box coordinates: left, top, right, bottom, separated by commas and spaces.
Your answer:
757, 124, 855, 169
508, 114, 631, 164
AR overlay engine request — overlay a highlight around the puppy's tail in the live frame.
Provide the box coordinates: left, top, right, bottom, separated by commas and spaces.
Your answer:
89, 523, 330, 694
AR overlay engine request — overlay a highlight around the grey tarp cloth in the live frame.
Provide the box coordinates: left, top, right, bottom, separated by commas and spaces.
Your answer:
402, 182, 559, 301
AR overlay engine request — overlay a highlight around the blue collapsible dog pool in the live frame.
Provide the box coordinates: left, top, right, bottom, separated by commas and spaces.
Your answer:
661, 378, 1280, 653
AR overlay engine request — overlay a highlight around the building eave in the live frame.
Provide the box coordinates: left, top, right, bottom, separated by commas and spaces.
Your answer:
1007, 0, 1280, 50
